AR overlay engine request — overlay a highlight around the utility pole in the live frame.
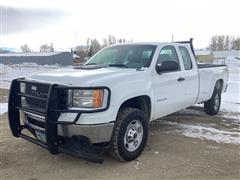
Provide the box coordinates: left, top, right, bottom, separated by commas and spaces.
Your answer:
171, 34, 174, 42
74, 30, 78, 46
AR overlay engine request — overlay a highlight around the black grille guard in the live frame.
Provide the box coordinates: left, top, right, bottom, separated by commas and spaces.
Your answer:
8, 78, 111, 163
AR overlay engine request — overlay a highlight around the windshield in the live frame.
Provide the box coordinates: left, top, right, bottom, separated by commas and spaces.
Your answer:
85, 45, 157, 68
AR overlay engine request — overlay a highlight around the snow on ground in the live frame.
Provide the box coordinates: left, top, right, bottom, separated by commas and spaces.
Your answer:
0, 63, 62, 89
0, 103, 8, 115
158, 120, 240, 145
220, 57, 240, 118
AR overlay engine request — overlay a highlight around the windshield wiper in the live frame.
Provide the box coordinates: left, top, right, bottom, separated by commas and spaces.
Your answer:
108, 64, 128, 68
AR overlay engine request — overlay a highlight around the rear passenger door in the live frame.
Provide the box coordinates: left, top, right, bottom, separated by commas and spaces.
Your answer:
178, 45, 199, 106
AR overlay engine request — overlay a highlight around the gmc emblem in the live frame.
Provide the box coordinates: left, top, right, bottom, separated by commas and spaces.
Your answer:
31, 85, 37, 91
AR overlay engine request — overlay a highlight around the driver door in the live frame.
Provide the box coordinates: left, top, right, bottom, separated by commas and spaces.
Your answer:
152, 45, 186, 119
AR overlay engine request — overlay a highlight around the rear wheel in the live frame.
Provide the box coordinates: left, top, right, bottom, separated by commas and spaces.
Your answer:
204, 89, 221, 115
110, 108, 148, 161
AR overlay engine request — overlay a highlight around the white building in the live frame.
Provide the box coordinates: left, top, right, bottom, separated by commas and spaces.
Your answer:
195, 50, 240, 59
213, 51, 240, 58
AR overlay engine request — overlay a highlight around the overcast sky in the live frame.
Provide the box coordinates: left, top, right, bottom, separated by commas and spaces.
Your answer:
0, 0, 239, 51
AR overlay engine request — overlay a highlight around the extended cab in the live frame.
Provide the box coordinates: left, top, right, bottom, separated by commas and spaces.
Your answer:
8, 39, 228, 162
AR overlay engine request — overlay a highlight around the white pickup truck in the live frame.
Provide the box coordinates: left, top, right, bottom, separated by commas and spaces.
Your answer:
8, 39, 228, 162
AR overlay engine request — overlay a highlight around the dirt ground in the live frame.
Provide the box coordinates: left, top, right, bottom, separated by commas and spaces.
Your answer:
0, 89, 239, 180
0, 89, 8, 103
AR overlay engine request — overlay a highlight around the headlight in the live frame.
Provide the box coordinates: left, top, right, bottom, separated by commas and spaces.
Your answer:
69, 89, 109, 110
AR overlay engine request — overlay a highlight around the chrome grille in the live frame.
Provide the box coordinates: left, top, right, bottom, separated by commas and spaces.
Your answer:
24, 83, 50, 110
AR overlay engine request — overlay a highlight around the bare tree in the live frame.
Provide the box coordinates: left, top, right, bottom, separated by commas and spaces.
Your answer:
224, 35, 230, 50
102, 35, 131, 47
74, 35, 133, 58
232, 37, 240, 50
107, 34, 117, 45
75, 45, 88, 58
40, 44, 48, 52
20, 44, 31, 52
208, 35, 240, 51
40, 44, 54, 52
50, 43, 54, 52
209, 36, 218, 51
118, 38, 127, 44
102, 34, 117, 46
217, 35, 224, 51
86, 38, 91, 49
88, 39, 101, 57
102, 38, 108, 47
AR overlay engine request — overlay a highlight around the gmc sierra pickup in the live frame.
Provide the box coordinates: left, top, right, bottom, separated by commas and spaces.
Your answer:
8, 39, 228, 162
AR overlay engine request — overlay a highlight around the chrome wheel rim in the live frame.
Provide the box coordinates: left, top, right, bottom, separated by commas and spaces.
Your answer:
124, 120, 143, 152
214, 93, 220, 110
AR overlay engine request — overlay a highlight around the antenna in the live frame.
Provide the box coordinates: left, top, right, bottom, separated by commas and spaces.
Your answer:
171, 34, 174, 42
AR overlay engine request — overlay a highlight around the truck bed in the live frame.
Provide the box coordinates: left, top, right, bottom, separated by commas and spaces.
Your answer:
197, 64, 226, 69
197, 64, 228, 103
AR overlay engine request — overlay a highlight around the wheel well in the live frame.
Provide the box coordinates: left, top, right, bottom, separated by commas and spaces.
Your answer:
215, 79, 223, 91
118, 96, 151, 122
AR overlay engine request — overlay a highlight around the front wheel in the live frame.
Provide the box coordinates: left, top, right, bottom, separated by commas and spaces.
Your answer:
110, 108, 148, 161
204, 90, 221, 115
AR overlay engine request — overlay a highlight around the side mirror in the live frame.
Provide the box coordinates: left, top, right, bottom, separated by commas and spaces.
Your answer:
156, 61, 179, 74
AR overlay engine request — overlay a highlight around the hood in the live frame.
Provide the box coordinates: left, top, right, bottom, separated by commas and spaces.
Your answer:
29, 67, 149, 87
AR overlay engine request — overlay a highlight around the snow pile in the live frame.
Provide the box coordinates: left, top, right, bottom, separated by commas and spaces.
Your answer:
0, 103, 8, 115
160, 120, 240, 145
221, 57, 240, 116
225, 57, 240, 67
0, 64, 12, 75
0, 64, 62, 89
181, 124, 240, 145
18, 63, 61, 68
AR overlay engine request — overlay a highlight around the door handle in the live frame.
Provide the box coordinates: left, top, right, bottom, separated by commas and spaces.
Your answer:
177, 77, 185, 82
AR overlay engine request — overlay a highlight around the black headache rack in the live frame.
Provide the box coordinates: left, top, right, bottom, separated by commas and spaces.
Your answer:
175, 38, 227, 67
8, 78, 109, 163
174, 38, 196, 57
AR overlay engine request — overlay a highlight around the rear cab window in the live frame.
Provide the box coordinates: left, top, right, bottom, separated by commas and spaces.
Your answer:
179, 46, 192, 70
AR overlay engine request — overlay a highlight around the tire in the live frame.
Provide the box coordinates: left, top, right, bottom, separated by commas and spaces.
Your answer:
110, 108, 148, 161
204, 89, 221, 115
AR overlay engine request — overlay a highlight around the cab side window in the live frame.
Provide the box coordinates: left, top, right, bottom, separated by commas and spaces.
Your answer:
157, 46, 180, 71
179, 46, 192, 70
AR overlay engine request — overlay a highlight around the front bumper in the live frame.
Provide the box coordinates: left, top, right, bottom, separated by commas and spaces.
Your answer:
20, 111, 114, 144
8, 78, 112, 163
58, 123, 114, 144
